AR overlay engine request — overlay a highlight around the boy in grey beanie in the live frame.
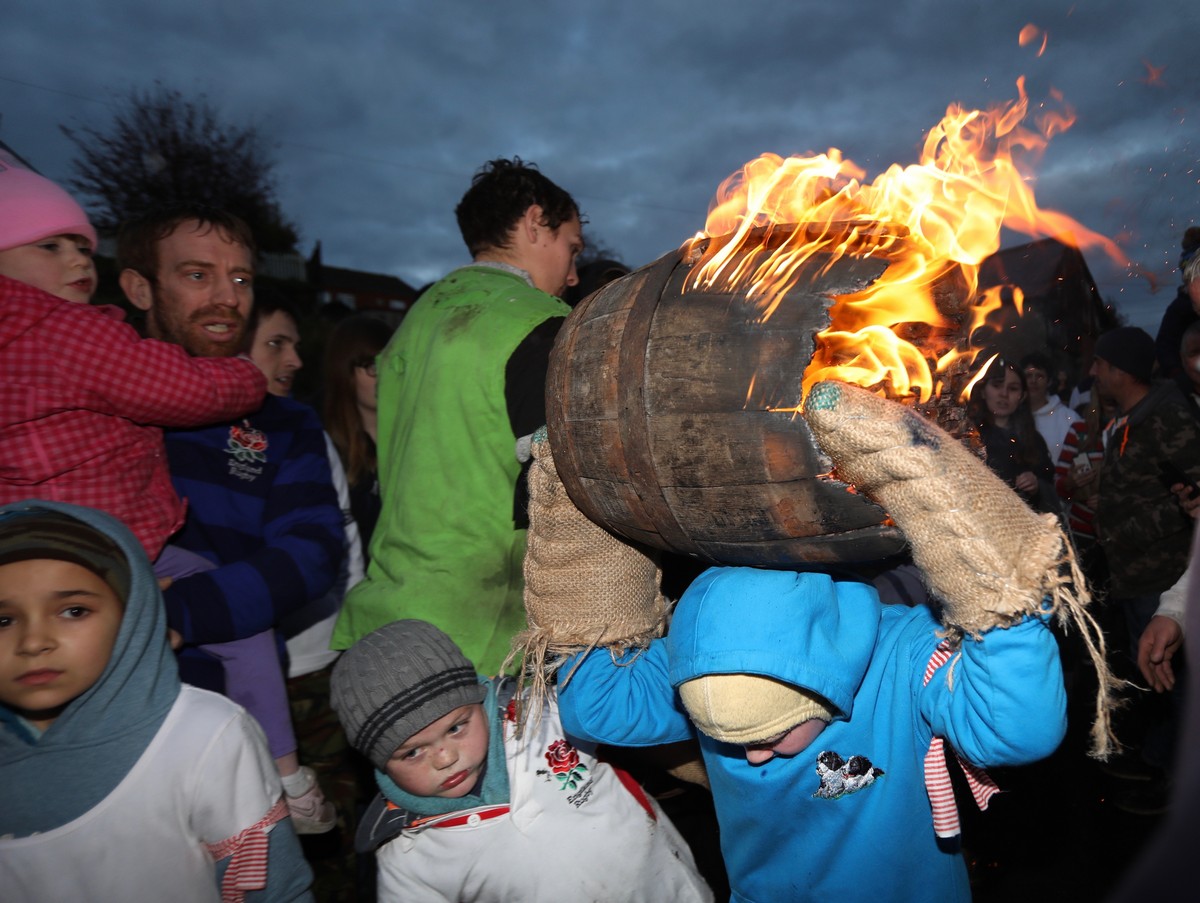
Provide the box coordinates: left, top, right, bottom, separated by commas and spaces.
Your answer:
330, 619, 712, 902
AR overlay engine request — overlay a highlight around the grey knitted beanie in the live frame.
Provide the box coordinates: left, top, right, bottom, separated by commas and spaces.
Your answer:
330, 620, 487, 770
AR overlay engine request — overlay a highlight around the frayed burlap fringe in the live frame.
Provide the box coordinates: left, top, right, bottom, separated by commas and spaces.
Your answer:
506, 429, 669, 736
805, 380, 1125, 760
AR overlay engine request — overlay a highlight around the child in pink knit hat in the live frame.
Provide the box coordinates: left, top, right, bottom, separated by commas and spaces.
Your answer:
0, 150, 267, 564
0, 153, 99, 303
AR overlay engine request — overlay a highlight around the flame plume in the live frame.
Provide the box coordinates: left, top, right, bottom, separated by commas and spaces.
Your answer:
682, 78, 1126, 405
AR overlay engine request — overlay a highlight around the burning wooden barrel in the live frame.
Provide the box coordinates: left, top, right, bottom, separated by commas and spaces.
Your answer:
546, 236, 915, 567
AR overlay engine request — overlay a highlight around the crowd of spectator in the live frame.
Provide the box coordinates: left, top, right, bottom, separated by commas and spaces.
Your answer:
1, 142, 1198, 901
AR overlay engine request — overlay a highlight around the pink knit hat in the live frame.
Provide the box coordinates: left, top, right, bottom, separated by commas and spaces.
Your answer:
0, 151, 97, 252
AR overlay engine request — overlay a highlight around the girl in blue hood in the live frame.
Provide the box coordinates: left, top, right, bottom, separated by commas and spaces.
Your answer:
0, 500, 312, 902
558, 565, 1067, 903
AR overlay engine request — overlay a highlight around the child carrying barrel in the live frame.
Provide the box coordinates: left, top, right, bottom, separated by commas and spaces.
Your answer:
520, 383, 1116, 903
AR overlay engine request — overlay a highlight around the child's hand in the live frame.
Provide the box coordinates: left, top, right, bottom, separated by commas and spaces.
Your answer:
157, 576, 174, 591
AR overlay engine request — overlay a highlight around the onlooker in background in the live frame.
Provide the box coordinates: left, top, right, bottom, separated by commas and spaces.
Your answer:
1092, 326, 1200, 608
1054, 395, 1114, 583
1022, 351, 1078, 461
1154, 226, 1200, 379
1090, 325, 1200, 814
1068, 372, 1094, 415
1138, 557, 1188, 696
562, 256, 630, 308
1109, 526, 1200, 899
1144, 325, 1200, 698
1052, 366, 1074, 407
333, 158, 584, 674
968, 357, 1056, 513
117, 205, 345, 835
322, 315, 395, 564
245, 293, 368, 898
1131, 470, 1197, 713
242, 292, 363, 680
247, 288, 304, 397
1053, 394, 1118, 720
1174, 320, 1200, 420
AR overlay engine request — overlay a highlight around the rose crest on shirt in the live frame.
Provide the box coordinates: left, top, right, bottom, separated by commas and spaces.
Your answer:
544, 738, 588, 791
225, 420, 267, 481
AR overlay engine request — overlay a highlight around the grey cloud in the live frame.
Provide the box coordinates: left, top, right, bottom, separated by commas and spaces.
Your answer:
2, 0, 1194, 334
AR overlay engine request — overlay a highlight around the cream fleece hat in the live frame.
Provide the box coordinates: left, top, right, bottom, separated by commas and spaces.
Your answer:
678, 672, 834, 745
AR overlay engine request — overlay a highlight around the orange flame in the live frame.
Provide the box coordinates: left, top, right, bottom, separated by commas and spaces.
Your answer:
682, 77, 1127, 405
1019, 24, 1048, 57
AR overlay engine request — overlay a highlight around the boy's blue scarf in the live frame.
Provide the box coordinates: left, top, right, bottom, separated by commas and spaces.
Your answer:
375, 678, 510, 817
0, 501, 181, 837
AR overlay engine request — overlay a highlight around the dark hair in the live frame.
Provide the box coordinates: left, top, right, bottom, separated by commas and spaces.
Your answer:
116, 204, 256, 283
1184, 250, 1200, 284
562, 257, 630, 308
454, 157, 581, 257
322, 315, 395, 486
967, 358, 1047, 472
243, 285, 300, 350
1182, 320, 1200, 346
1018, 351, 1053, 377
1180, 226, 1200, 270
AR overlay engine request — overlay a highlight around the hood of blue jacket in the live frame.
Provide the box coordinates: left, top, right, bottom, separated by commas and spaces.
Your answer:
665, 566, 881, 720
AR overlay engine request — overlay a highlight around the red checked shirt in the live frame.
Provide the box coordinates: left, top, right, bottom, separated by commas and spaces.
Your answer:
0, 275, 267, 560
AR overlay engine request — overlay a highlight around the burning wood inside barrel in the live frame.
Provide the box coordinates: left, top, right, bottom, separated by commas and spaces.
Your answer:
548, 81, 1126, 568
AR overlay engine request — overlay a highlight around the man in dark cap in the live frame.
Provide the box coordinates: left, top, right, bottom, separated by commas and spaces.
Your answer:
1090, 324, 1200, 813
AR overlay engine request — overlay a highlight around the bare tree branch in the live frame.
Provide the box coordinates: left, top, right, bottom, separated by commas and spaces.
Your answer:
61, 84, 299, 253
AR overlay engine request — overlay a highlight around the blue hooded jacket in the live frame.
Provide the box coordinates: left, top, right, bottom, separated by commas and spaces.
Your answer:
559, 567, 1067, 903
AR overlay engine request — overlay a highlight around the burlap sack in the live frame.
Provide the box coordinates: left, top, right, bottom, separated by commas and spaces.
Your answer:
804, 380, 1122, 759
507, 428, 670, 729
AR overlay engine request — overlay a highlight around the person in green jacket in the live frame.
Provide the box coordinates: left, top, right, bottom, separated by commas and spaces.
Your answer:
332, 158, 584, 674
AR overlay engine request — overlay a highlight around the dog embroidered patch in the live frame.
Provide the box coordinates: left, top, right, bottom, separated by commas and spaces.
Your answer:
813, 750, 885, 800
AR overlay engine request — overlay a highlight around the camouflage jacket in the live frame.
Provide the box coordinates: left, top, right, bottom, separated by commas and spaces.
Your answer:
1095, 380, 1200, 597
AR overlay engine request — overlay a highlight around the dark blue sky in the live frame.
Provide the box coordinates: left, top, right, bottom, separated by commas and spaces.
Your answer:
2, 0, 1194, 332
